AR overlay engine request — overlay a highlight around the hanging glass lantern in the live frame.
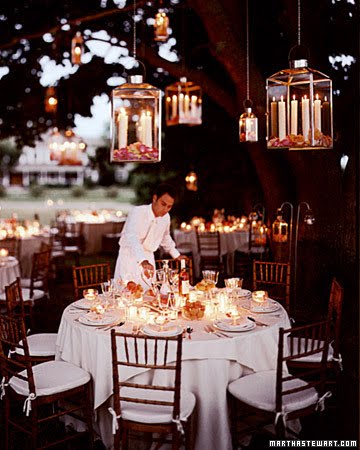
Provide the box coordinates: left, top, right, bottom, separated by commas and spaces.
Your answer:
266, 46, 333, 150
185, 171, 198, 191
272, 209, 288, 243
48, 128, 86, 166
110, 75, 161, 163
45, 86, 58, 114
239, 99, 258, 142
48, 127, 63, 162
154, 10, 169, 42
71, 31, 84, 65
251, 223, 267, 247
165, 77, 202, 126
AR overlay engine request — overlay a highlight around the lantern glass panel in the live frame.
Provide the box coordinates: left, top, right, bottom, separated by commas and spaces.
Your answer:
110, 77, 161, 163
165, 79, 202, 126
266, 65, 333, 149
272, 216, 288, 243
239, 110, 258, 142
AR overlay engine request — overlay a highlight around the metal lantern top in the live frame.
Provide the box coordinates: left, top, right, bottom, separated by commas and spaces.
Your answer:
266, 52, 333, 150
110, 75, 162, 163
165, 77, 202, 126
154, 10, 169, 42
71, 31, 84, 65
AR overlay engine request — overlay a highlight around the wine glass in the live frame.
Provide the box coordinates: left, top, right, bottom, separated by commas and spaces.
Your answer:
202, 270, 219, 287
226, 306, 240, 326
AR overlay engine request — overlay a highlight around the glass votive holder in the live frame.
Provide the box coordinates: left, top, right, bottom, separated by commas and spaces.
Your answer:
204, 303, 215, 320
169, 309, 178, 321
217, 291, 229, 313
148, 312, 157, 324
138, 306, 149, 322
127, 304, 138, 321
83, 288, 99, 301
251, 290, 268, 308
0, 248, 9, 259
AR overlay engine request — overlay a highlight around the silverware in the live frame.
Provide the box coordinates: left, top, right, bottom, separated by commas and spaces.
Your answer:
102, 321, 125, 332
247, 316, 268, 327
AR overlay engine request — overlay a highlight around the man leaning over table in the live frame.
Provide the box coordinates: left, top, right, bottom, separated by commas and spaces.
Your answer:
113, 183, 185, 288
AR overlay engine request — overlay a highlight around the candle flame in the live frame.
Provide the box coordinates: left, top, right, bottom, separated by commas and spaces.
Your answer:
280, 95, 284, 102
272, 96, 275, 102
315, 93, 319, 100
292, 95, 296, 100
325, 96, 328, 102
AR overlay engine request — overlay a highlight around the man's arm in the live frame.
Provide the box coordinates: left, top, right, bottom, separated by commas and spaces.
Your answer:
160, 217, 180, 259
120, 208, 148, 264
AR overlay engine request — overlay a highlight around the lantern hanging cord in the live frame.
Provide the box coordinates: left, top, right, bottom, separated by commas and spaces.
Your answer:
297, 0, 301, 46
133, 0, 137, 59
245, 0, 249, 101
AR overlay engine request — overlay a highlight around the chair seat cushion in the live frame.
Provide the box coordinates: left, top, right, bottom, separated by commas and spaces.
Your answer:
228, 371, 318, 414
20, 278, 44, 289
288, 338, 334, 363
16, 333, 57, 357
0, 288, 44, 303
120, 388, 196, 424
9, 361, 90, 397
64, 246, 80, 253
51, 250, 65, 258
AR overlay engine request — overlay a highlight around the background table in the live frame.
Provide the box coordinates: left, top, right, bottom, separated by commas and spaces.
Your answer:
0, 257, 21, 292
56, 303, 290, 450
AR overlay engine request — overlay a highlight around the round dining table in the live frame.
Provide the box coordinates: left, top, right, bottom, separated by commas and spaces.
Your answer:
56, 299, 290, 450
0, 256, 21, 293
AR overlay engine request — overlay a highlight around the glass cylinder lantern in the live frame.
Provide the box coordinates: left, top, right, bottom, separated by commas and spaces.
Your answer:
71, 31, 84, 65
165, 77, 202, 126
272, 209, 288, 243
239, 100, 258, 142
45, 87, 58, 114
266, 48, 333, 150
110, 75, 161, 163
154, 10, 169, 42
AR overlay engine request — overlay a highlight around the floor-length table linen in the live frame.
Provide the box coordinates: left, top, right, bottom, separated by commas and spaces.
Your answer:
0, 257, 21, 292
56, 303, 290, 450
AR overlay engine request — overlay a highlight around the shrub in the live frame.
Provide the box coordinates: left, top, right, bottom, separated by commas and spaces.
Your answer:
29, 184, 45, 198
105, 187, 118, 198
0, 185, 6, 198
71, 186, 86, 198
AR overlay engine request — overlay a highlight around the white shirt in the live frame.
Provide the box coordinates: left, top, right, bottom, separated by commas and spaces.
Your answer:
113, 204, 180, 284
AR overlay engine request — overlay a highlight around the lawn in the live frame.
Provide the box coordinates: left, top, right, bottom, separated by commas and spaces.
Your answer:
0, 186, 136, 224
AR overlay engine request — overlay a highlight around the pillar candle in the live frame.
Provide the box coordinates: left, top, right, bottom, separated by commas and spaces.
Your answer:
144, 111, 152, 148
191, 95, 197, 118
270, 97, 278, 138
139, 112, 146, 144
290, 95, 298, 135
179, 93, 184, 119
278, 96, 286, 141
322, 96, 330, 136
314, 94, 322, 133
118, 108, 128, 150
301, 95, 310, 141
184, 94, 190, 118
171, 95, 177, 119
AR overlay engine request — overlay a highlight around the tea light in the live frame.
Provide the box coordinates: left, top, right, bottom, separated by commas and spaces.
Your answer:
252, 290, 266, 303
155, 314, 166, 326
138, 306, 149, 321
0, 248, 9, 258
204, 303, 215, 319
83, 289, 98, 301
94, 304, 105, 315
217, 291, 229, 313
128, 305, 137, 321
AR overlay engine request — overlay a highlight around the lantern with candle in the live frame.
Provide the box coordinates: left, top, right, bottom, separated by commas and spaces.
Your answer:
71, 31, 84, 65
272, 209, 289, 243
165, 77, 202, 126
154, 10, 169, 42
185, 171, 198, 191
110, 75, 161, 163
45, 86, 58, 114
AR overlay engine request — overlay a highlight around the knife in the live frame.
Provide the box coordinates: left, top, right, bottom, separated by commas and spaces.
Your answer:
247, 316, 268, 327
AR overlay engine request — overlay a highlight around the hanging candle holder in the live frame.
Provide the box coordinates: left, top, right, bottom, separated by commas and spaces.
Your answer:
165, 77, 202, 126
272, 208, 289, 243
154, 10, 169, 42
71, 31, 84, 65
48, 128, 86, 165
110, 75, 161, 163
45, 86, 58, 114
185, 171, 198, 191
239, 99, 258, 142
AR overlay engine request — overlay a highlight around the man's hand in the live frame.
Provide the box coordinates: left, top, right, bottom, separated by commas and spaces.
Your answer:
140, 260, 155, 279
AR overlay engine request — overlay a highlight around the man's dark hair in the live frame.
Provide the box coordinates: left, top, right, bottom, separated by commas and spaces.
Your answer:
154, 183, 177, 200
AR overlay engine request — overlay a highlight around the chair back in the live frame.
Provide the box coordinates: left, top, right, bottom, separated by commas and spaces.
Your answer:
5, 278, 25, 318
196, 231, 222, 272
72, 263, 111, 299
327, 278, 344, 359
0, 315, 35, 396
110, 332, 182, 421
30, 249, 51, 296
0, 237, 21, 259
155, 258, 194, 286
276, 320, 330, 416
253, 260, 290, 311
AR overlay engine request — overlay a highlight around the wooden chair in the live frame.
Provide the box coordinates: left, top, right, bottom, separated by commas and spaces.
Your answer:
109, 331, 196, 450
20, 248, 51, 301
57, 221, 85, 265
196, 231, 224, 275
0, 314, 94, 450
228, 320, 331, 444
253, 260, 291, 311
4, 278, 57, 363
155, 257, 194, 286
102, 221, 125, 255
72, 263, 111, 300
0, 237, 22, 260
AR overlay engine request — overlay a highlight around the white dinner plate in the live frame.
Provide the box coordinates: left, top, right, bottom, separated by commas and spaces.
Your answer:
72, 298, 95, 310
142, 324, 183, 337
235, 288, 252, 297
77, 312, 118, 326
241, 299, 280, 313
213, 318, 255, 332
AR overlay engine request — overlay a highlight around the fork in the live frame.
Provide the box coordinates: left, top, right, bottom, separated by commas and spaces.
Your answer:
205, 325, 230, 339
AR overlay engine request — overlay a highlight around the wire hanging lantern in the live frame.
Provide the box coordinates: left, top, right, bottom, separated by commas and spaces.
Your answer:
239, 0, 258, 143
110, 0, 162, 163
71, 31, 84, 65
154, 1, 170, 42
44, 86, 58, 114
266, 0, 333, 150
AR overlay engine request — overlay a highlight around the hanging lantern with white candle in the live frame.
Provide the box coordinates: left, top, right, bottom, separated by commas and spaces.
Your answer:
185, 171, 198, 191
45, 86, 58, 114
272, 208, 288, 243
165, 77, 202, 126
154, 9, 169, 42
110, 75, 162, 163
71, 31, 84, 65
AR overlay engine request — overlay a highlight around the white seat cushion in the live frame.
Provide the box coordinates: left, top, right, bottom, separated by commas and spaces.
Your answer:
119, 387, 196, 424
288, 338, 334, 363
9, 361, 90, 397
103, 233, 121, 239
51, 250, 65, 258
20, 278, 44, 289
16, 333, 57, 357
64, 246, 80, 252
228, 371, 318, 414
22, 288, 46, 301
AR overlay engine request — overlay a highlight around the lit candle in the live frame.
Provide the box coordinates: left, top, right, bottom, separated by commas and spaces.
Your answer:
138, 306, 148, 321
180, 222, 187, 230
270, 97, 278, 137
322, 96, 330, 136
179, 93, 184, 119
128, 305, 138, 321
184, 94, 190, 118
0, 248, 9, 258
314, 94, 322, 133
191, 95, 197, 118
118, 108, 128, 150
171, 95, 177, 119
83, 288, 98, 301
252, 290, 266, 303
144, 111, 152, 148
278, 96, 286, 141
301, 95, 310, 141
290, 95, 298, 135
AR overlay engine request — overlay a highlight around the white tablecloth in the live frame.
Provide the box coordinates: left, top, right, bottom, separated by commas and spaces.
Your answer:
20, 235, 50, 277
56, 303, 290, 450
0, 257, 21, 292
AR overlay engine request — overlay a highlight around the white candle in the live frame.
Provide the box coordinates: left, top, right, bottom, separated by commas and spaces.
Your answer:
139, 112, 146, 143
278, 96, 286, 140
118, 108, 128, 149
144, 111, 152, 148
314, 94, 322, 132
172, 95, 177, 119
301, 95, 310, 141
270, 96, 278, 137
290, 95, 298, 135
191, 95, 197, 118
128, 305, 137, 321
184, 94, 190, 118
179, 93, 184, 119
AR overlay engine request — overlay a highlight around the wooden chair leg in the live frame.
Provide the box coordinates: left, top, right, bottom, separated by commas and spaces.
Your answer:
4, 397, 10, 450
172, 429, 181, 450
84, 384, 94, 449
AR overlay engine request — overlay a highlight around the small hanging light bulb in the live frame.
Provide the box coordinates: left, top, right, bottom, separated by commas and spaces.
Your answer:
71, 31, 84, 65
154, 9, 169, 42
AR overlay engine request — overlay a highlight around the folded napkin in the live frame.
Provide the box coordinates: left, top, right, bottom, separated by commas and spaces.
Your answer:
215, 318, 253, 331
143, 324, 181, 336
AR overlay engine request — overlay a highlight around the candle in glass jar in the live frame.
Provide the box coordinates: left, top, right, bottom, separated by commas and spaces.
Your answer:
83, 289, 98, 301
138, 306, 148, 321
128, 305, 137, 321
252, 290, 266, 303
0, 248, 9, 258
